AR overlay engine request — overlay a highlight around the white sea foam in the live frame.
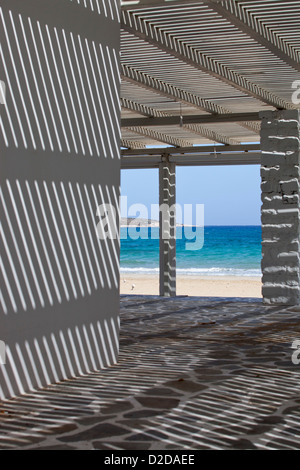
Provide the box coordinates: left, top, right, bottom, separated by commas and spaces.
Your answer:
120, 267, 261, 277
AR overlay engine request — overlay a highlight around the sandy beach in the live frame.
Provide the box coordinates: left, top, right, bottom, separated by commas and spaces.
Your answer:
120, 274, 262, 298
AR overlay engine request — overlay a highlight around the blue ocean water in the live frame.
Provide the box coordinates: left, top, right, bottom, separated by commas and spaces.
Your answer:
120, 226, 262, 277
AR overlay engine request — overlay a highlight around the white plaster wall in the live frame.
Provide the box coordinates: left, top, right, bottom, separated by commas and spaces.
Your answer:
0, 0, 121, 398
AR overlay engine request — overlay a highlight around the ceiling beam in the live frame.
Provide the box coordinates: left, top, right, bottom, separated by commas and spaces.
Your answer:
121, 97, 241, 145
121, 0, 230, 10
121, 97, 166, 118
121, 139, 146, 149
181, 123, 240, 146
122, 143, 260, 156
121, 9, 295, 110
122, 99, 194, 146
207, 0, 300, 73
121, 152, 261, 168
125, 126, 194, 147
121, 64, 260, 134
121, 112, 261, 128
121, 64, 230, 116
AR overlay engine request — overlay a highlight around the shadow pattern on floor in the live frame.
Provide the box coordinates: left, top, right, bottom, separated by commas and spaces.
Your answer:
0, 295, 300, 450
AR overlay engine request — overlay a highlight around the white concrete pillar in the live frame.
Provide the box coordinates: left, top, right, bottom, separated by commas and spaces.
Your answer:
260, 110, 300, 305
159, 157, 176, 297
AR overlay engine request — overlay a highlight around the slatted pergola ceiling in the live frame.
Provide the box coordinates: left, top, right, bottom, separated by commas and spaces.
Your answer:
120, 0, 300, 157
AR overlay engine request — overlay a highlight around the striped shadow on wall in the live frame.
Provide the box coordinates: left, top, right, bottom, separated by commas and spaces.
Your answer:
0, 0, 121, 399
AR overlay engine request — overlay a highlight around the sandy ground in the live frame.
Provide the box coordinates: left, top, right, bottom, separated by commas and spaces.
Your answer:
120, 275, 262, 298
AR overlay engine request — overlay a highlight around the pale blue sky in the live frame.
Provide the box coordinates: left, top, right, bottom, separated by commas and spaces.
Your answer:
121, 165, 261, 226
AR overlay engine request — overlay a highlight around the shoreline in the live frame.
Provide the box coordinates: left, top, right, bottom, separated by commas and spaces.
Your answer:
120, 274, 262, 298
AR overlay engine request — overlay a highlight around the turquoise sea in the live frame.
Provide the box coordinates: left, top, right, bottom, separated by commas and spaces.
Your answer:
120, 226, 262, 277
